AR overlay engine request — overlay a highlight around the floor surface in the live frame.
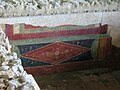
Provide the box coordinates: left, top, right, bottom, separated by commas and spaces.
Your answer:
34, 68, 120, 90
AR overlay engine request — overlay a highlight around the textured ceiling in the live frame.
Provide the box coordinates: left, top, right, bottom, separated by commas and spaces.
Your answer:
0, 0, 119, 17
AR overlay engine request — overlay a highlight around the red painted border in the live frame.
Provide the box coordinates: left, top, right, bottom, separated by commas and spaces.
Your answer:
8, 27, 101, 40
25, 58, 120, 76
5, 24, 13, 36
5, 24, 108, 40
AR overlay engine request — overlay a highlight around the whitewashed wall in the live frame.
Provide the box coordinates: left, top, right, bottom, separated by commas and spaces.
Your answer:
102, 12, 120, 48
0, 12, 119, 47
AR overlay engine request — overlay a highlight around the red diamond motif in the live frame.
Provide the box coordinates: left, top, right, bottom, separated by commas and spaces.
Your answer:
21, 42, 90, 65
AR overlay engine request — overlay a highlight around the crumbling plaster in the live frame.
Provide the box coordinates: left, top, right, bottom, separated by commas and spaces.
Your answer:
0, 11, 119, 48
0, 0, 119, 48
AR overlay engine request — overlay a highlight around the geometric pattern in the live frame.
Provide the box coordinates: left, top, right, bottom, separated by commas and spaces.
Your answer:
21, 42, 90, 65
0, 23, 113, 75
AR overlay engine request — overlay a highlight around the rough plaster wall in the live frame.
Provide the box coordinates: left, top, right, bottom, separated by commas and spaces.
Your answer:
0, 12, 119, 47
0, 13, 103, 26
102, 12, 120, 48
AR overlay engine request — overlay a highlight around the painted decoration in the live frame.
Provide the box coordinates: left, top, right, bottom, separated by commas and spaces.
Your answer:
1, 23, 113, 75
